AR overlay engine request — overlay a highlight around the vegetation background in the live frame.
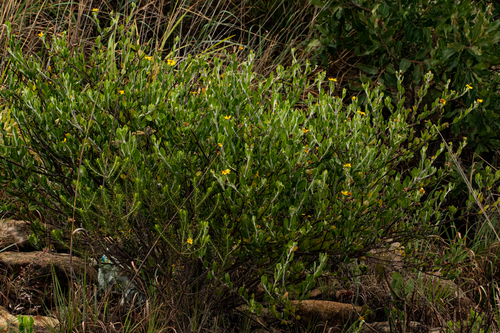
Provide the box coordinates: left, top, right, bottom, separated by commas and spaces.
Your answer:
0, 0, 499, 332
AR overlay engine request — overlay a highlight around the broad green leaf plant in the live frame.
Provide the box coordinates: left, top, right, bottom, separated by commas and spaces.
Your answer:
309, 0, 500, 155
0, 13, 476, 319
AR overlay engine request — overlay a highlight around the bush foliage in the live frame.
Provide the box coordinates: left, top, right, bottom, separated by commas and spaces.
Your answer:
0, 12, 476, 319
309, 0, 500, 155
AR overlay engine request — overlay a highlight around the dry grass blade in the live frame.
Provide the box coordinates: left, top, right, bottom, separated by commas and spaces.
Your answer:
437, 127, 500, 243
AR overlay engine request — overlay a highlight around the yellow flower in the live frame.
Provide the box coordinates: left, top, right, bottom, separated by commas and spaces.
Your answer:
224, 115, 231, 120
144, 56, 153, 61
477, 99, 483, 103
304, 149, 309, 153
440, 98, 446, 105
187, 238, 193, 245
118, 90, 125, 95
239, 46, 244, 50
302, 128, 309, 133
92, 8, 98, 12
291, 246, 298, 252
221, 169, 231, 175
419, 188, 425, 194
167, 59, 176, 66
328, 78, 337, 82
466, 84, 473, 90
62, 138, 66, 143
357, 111, 366, 115
38, 32, 44, 38
341, 190, 352, 196
352, 96, 356, 101
120, 174, 126, 179
344, 163, 351, 168
218, 143, 223, 147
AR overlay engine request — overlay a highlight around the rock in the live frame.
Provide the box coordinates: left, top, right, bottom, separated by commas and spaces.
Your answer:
0, 306, 59, 332
309, 288, 322, 298
236, 300, 366, 328
290, 300, 365, 325
0, 219, 59, 250
0, 251, 97, 283
0, 219, 30, 246
420, 272, 474, 318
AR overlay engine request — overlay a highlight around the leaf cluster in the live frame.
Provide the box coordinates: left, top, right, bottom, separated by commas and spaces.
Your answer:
0, 16, 476, 318
309, 0, 500, 155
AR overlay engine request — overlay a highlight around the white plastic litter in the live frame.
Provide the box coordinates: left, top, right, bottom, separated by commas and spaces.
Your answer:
97, 254, 145, 306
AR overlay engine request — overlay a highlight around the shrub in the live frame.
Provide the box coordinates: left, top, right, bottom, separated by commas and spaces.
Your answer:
308, 0, 500, 155
0, 12, 475, 322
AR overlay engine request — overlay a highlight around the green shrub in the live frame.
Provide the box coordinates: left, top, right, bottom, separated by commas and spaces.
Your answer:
308, 0, 500, 155
0, 12, 475, 320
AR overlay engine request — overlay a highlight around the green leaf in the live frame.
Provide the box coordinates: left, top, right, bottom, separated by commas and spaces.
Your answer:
399, 58, 412, 73
413, 64, 423, 83
310, 0, 326, 7
356, 63, 379, 75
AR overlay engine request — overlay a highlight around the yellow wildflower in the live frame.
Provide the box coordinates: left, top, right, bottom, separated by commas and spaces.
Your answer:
419, 188, 425, 194
328, 78, 337, 82
92, 8, 98, 12
221, 169, 231, 175
239, 46, 244, 50
167, 59, 176, 66
352, 96, 356, 101
466, 84, 473, 90
187, 238, 193, 245
62, 138, 66, 143
302, 128, 309, 133
477, 99, 483, 103
38, 32, 44, 38
291, 246, 298, 252
144, 56, 153, 61
120, 174, 126, 179
218, 143, 223, 147
344, 163, 351, 168
440, 98, 446, 105
224, 115, 231, 120
118, 90, 125, 95
341, 190, 352, 196
357, 111, 366, 115
304, 149, 309, 153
